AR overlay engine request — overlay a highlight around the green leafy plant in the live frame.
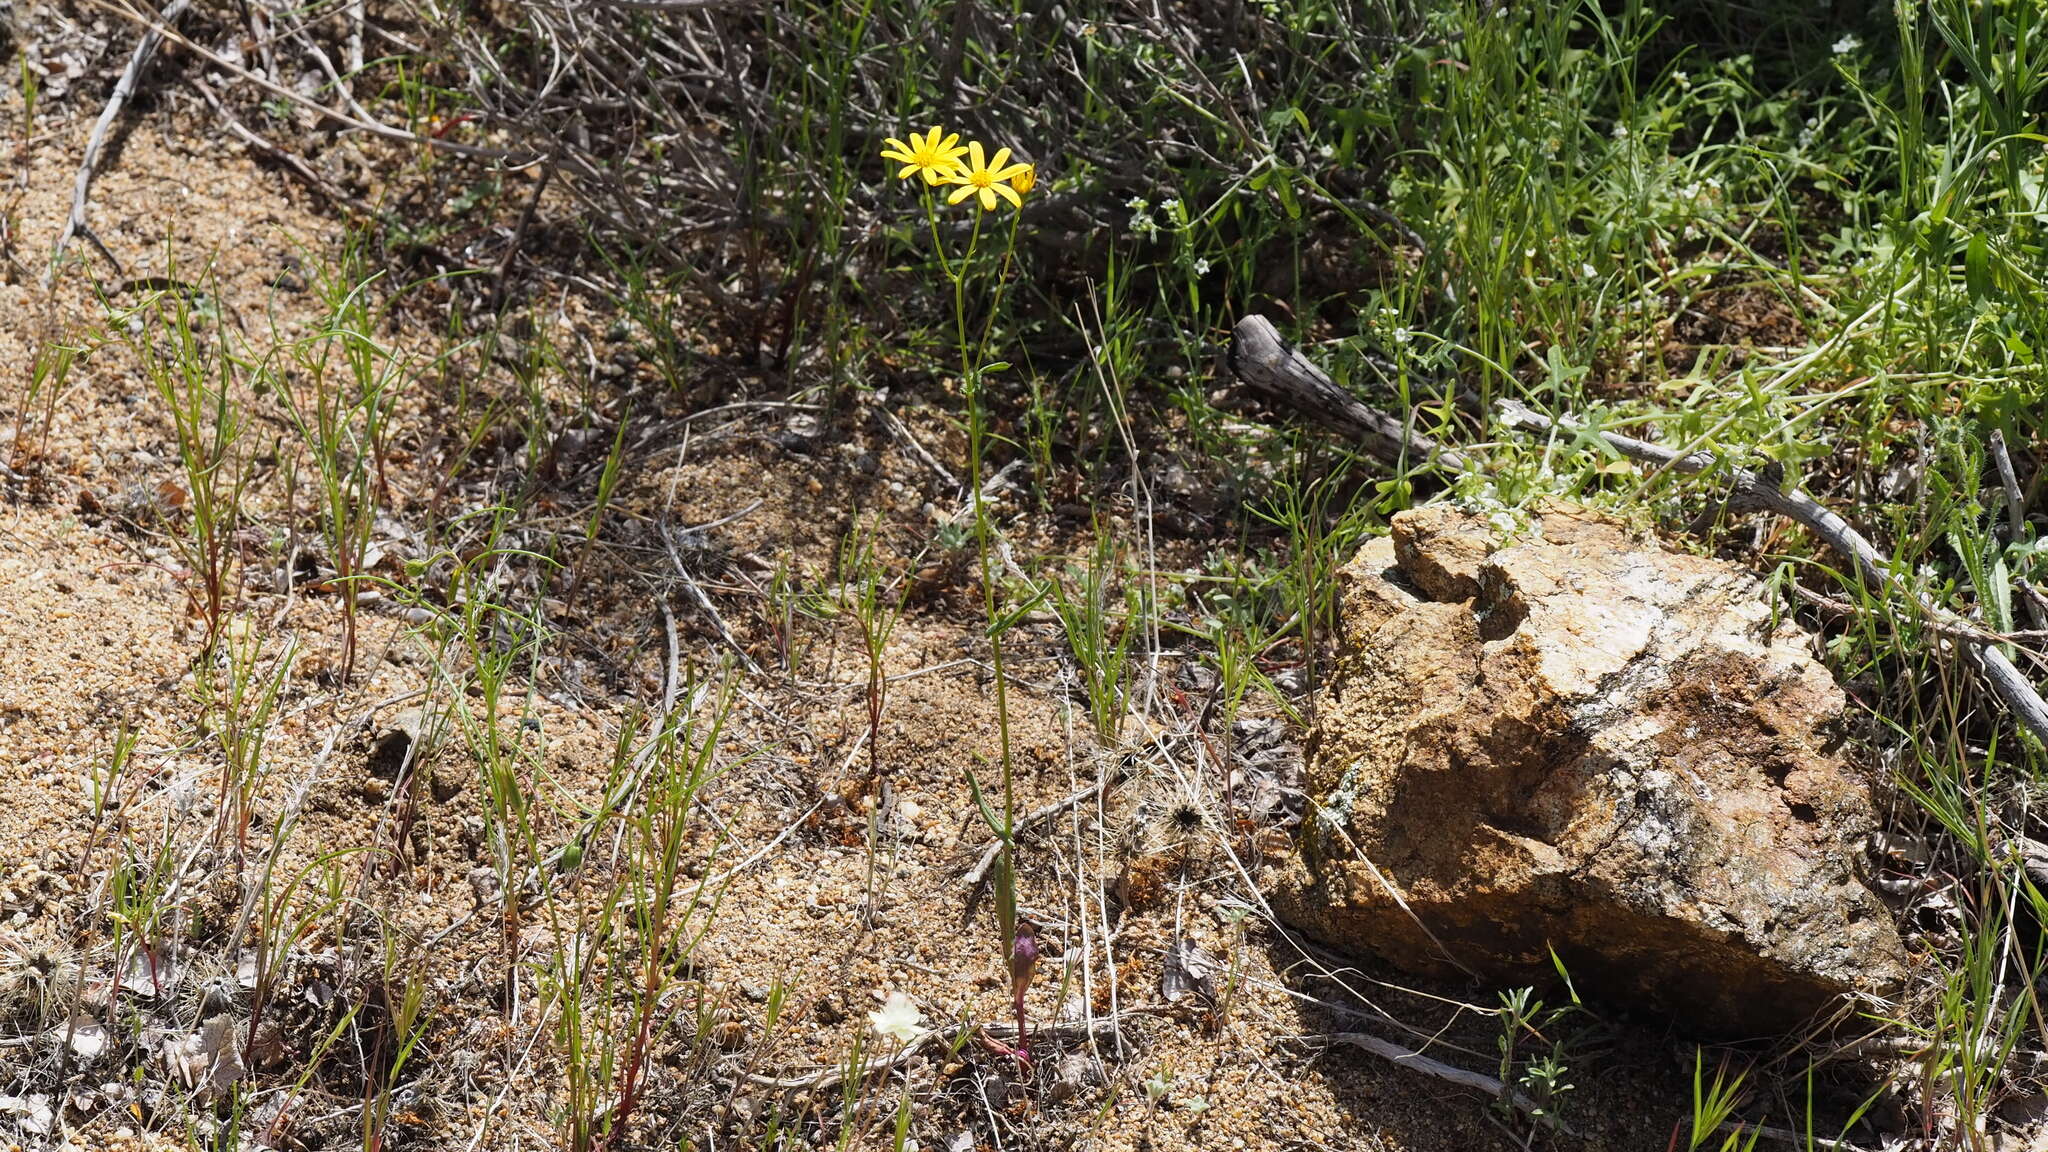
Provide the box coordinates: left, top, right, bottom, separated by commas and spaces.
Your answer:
269, 256, 407, 682
118, 284, 249, 654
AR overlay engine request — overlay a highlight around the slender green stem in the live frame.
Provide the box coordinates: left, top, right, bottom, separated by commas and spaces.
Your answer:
928, 194, 1019, 951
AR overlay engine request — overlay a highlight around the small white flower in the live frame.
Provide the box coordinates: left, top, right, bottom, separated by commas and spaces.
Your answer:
869, 991, 922, 1044
1391, 326, 1413, 345
1126, 196, 1150, 212
1161, 198, 1181, 214
1611, 122, 1630, 140
1673, 70, 1690, 87
1192, 257, 1210, 276
1833, 33, 1860, 54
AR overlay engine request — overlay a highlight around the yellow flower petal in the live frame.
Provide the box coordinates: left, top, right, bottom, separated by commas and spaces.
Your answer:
899, 163, 922, 179
993, 182, 1022, 208
948, 184, 978, 205
988, 147, 1012, 172
978, 186, 998, 211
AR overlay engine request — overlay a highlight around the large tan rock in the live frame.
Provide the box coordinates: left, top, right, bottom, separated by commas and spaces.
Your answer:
1276, 503, 1907, 1036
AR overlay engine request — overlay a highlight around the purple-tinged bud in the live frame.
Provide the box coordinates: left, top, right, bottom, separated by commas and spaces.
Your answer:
1009, 922, 1041, 993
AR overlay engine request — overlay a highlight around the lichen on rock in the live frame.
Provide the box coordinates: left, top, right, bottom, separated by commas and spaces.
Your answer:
1275, 502, 1907, 1037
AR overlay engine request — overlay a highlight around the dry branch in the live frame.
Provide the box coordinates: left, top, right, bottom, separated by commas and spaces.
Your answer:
960, 777, 1110, 891
1227, 315, 1471, 473
744, 1015, 1127, 1093
48, 0, 193, 282
1318, 1032, 1546, 1116
1989, 429, 2047, 632
1322, 1023, 1879, 1147
1496, 399, 2048, 748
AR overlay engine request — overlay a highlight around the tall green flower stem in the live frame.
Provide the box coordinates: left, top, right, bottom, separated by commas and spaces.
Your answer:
884, 129, 1035, 1055
924, 190, 1031, 1013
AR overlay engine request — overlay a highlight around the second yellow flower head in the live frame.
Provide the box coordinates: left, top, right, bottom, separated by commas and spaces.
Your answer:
946, 143, 1034, 212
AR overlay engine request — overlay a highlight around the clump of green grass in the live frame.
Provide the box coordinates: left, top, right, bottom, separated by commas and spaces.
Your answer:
116, 282, 249, 655
7, 336, 81, 477
1046, 531, 1142, 745
267, 250, 408, 683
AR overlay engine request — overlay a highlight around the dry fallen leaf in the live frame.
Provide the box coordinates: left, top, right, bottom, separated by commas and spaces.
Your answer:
1161, 937, 1218, 1004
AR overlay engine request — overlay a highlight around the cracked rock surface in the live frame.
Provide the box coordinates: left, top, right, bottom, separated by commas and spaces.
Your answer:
1275, 502, 1907, 1036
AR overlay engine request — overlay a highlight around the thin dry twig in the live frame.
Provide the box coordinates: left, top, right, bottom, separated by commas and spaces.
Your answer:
744, 1015, 1128, 1093
961, 777, 1113, 891
1790, 583, 2048, 647
587, 0, 762, 9
490, 164, 555, 311
880, 406, 961, 493
1740, 1121, 1878, 1152
1312, 1032, 1562, 1127
195, 81, 379, 218
48, 0, 193, 283
663, 521, 766, 677
523, 604, 696, 889
1989, 429, 2047, 633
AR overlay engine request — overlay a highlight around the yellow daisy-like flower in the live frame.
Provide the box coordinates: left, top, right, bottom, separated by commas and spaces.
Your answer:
880, 127, 969, 185
1009, 164, 1036, 195
945, 142, 1033, 211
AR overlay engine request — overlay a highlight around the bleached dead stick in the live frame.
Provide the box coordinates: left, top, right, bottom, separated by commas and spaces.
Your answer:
521, 606, 700, 892
960, 777, 1110, 891
1498, 398, 2048, 748
47, 0, 193, 283
744, 1015, 1128, 1092
1228, 314, 1472, 474
1989, 430, 2047, 632
1318, 1031, 1547, 1116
